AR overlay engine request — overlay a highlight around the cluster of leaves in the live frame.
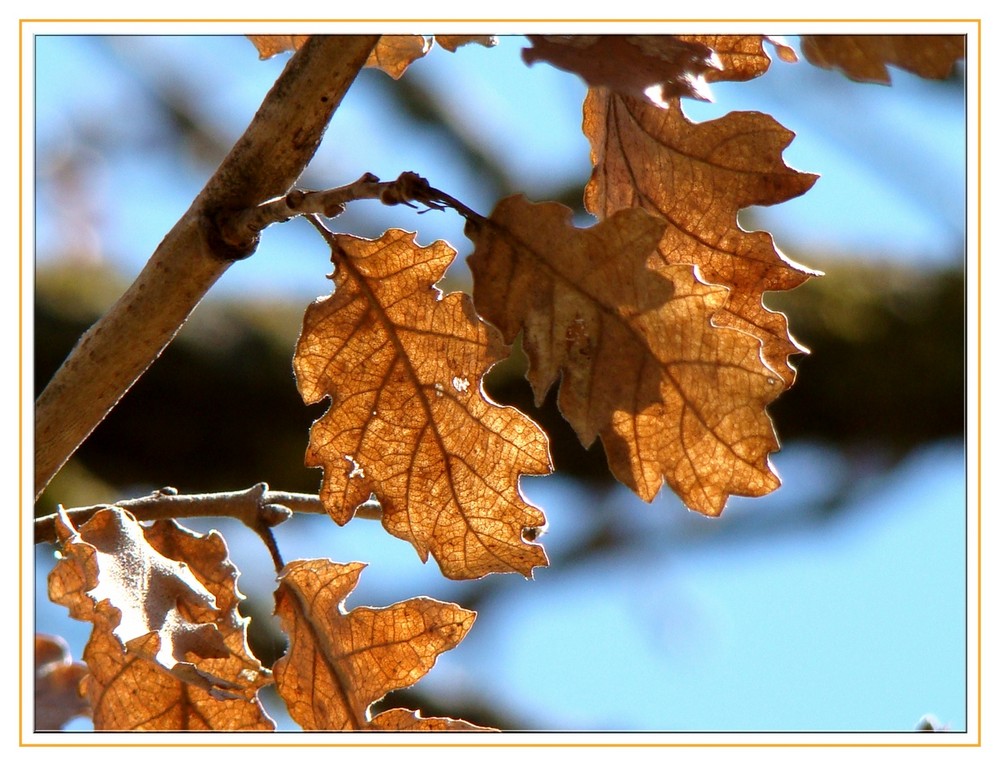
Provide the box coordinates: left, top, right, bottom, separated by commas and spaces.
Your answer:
37, 33, 964, 732
42, 508, 481, 730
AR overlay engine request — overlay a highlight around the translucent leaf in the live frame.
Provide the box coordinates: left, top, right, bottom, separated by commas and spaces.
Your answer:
800, 35, 965, 83
467, 196, 784, 515
522, 34, 721, 104
48, 509, 273, 730
247, 34, 491, 76
247, 34, 428, 78
294, 229, 551, 579
369, 708, 493, 730
273, 559, 490, 731
584, 92, 818, 385
435, 35, 498, 52
365, 36, 432, 79
247, 34, 310, 60
677, 34, 797, 81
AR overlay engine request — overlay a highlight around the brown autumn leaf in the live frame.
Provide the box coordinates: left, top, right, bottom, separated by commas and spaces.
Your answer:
247, 34, 310, 60
294, 228, 551, 579
520, 35, 795, 101
34, 634, 89, 730
365, 35, 497, 76
366, 35, 432, 79
48, 508, 273, 730
247, 34, 429, 77
435, 35, 498, 52
368, 708, 493, 731
677, 34, 797, 82
248, 35, 485, 78
584, 91, 818, 386
522, 35, 722, 104
467, 196, 784, 514
273, 559, 490, 731
800, 35, 965, 84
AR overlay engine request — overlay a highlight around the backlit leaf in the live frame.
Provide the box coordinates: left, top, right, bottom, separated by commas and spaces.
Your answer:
247, 34, 429, 79
247, 34, 310, 60
435, 35, 498, 52
584, 92, 818, 385
251, 34, 428, 78
467, 196, 784, 514
677, 34, 797, 81
366, 36, 432, 79
522, 35, 721, 104
273, 559, 489, 730
247, 34, 491, 76
800, 35, 965, 83
48, 509, 273, 730
294, 228, 551, 579
369, 708, 493, 730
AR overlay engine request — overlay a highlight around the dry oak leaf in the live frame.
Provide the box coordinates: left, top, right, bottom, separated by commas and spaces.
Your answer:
365, 35, 432, 79
294, 228, 551, 580
34, 634, 90, 730
522, 35, 722, 104
676, 34, 797, 82
800, 35, 965, 84
584, 91, 818, 386
467, 196, 784, 514
248, 35, 491, 77
247, 34, 428, 77
273, 559, 490, 731
47, 508, 274, 730
369, 708, 493, 731
368, 35, 497, 77
435, 35, 498, 52
247, 34, 310, 60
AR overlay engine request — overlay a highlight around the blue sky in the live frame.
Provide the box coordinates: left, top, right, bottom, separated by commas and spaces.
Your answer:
29, 29, 972, 736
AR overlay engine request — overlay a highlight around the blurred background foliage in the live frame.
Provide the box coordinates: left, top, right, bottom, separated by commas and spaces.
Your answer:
35, 256, 965, 513
32, 33, 968, 731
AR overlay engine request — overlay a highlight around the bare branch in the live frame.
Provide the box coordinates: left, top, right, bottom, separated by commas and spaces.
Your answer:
223, 169, 487, 244
33, 483, 384, 547
34, 36, 380, 500
222, 172, 387, 241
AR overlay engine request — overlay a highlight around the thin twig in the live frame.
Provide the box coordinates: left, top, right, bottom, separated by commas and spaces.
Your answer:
370, 170, 488, 224
33, 484, 383, 546
221, 172, 386, 241
251, 522, 286, 574
227, 169, 491, 245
